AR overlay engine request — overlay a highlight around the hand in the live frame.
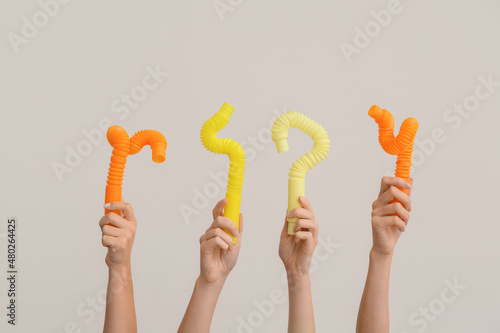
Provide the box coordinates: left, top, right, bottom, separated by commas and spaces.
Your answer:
198, 198, 243, 285
279, 196, 319, 280
99, 201, 137, 271
371, 177, 413, 256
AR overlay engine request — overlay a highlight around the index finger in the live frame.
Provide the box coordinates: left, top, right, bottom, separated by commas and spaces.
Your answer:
379, 177, 412, 197
298, 196, 313, 211
103, 202, 135, 221
212, 198, 228, 220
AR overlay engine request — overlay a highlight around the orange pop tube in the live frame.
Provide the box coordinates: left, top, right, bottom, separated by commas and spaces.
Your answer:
200, 103, 245, 244
368, 105, 418, 198
129, 129, 167, 163
104, 125, 167, 216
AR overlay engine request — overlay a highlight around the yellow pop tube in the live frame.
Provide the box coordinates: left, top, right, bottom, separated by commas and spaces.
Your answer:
200, 102, 245, 244
271, 111, 330, 235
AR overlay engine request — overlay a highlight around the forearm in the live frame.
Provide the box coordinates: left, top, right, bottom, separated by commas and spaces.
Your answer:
178, 277, 225, 333
103, 265, 137, 333
356, 250, 393, 333
287, 273, 315, 333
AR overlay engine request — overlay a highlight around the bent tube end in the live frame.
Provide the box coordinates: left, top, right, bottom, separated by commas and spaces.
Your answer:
368, 105, 382, 118
107, 125, 129, 147
403, 117, 419, 131
221, 102, 235, 114
275, 140, 289, 153
151, 142, 167, 163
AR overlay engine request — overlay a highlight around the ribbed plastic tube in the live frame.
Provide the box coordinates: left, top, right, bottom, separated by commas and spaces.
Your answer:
105, 126, 167, 216
200, 102, 245, 244
105, 126, 131, 216
129, 129, 167, 163
368, 105, 419, 194
272, 111, 330, 235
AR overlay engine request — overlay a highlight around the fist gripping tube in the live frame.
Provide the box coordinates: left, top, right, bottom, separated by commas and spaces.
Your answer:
105, 125, 167, 216
200, 103, 245, 244
272, 112, 330, 235
368, 105, 419, 191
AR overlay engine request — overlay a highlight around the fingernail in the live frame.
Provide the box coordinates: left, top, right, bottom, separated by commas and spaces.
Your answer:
103, 203, 111, 208
405, 182, 412, 189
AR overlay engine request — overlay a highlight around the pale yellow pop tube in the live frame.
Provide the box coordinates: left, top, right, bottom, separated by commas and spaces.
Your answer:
272, 111, 330, 235
200, 103, 245, 244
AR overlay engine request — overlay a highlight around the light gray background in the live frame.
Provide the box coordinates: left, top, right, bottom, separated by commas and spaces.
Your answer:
1, 0, 499, 332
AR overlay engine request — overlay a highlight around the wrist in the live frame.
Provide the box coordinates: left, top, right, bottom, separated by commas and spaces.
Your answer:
196, 275, 227, 291
370, 248, 394, 263
107, 265, 133, 293
286, 271, 311, 287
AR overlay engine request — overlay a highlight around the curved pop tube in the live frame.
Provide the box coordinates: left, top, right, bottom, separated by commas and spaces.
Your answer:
129, 129, 167, 163
368, 105, 419, 189
200, 102, 245, 244
368, 105, 418, 214
105, 125, 167, 216
272, 111, 330, 235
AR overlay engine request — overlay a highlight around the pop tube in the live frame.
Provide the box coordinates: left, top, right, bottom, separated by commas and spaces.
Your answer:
368, 105, 418, 208
368, 105, 418, 190
129, 129, 167, 162
105, 125, 167, 216
271, 111, 330, 235
200, 102, 245, 244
